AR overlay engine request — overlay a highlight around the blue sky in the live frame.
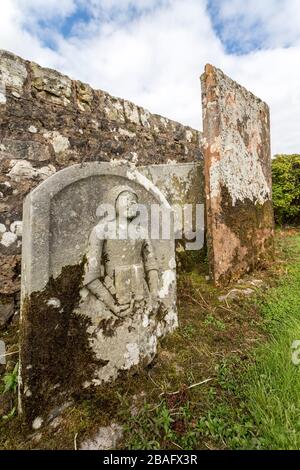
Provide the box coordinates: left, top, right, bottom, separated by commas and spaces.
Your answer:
207, 1, 265, 54
29, 1, 270, 54
1, 0, 300, 154
52, 7, 92, 39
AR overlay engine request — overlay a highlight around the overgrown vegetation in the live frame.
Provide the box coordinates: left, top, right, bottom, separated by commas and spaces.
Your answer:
2, 363, 18, 394
240, 233, 300, 449
1, 229, 300, 450
120, 230, 300, 450
272, 154, 300, 225
192, 230, 300, 449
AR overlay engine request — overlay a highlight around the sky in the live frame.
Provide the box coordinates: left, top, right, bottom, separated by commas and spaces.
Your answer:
0, 0, 299, 155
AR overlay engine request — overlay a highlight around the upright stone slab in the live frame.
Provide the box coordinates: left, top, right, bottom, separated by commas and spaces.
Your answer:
19, 162, 177, 426
201, 65, 274, 285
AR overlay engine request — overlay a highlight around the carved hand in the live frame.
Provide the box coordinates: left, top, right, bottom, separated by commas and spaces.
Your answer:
87, 279, 119, 313
113, 297, 135, 318
112, 302, 132, 317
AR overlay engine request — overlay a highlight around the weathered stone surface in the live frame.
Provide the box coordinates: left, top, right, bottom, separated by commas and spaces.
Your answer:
42, 131, 70, 155
0, 50, 202, 308
103, 95, 125, 123
201, 64, 274, 285
80, 423, 123, 450
0, 50, 27, 94
0, 297, 14, 327
139, 163, 205, 253
1, 230, 18, 248
0, 139, 52, 162
124, 100, 140, 125
75, 81, 94, 112
31, 62, 72, 107
139, 162, 204, 206
20, 162, 178, 425
0, 255, 21, 294
8, 160, 56, 180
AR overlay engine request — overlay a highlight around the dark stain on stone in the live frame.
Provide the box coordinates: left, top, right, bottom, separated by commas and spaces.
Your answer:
19, 259, 105, 423
98, 317, 123, 338
237, 116, 250, 148
217, 185, 274, 285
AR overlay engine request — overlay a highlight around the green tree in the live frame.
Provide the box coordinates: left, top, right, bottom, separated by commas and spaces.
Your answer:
272, 154, 300, 225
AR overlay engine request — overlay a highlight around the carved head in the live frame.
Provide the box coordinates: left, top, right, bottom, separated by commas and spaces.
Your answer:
106, 185, 139, 221
116, 190, 138, 220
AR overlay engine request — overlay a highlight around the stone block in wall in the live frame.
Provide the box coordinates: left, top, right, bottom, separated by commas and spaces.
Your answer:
8, 160, 56, 181
0, 50, 27, 98
201, 64, 274, 286
30, 62, 73, 107
0, 297, 14, 327
0, 254, 21, 295
123, 100, 140, 125
151, 114, 173, 134
42, 130, 70, 156
103, 94, 125, 123
0, 180, 13, 198
75, 81, 94, 112
139, 107, 152, 128
0, 138, 52, 162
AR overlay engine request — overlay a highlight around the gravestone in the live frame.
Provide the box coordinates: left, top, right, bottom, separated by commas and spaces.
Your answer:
19, 162, 178, 426
201, 64, 274, 285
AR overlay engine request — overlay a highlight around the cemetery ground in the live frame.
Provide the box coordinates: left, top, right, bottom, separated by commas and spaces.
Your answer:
1, 228, 300, 450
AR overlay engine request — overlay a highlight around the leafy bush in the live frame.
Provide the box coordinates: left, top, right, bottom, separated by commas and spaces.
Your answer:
272, 154, 300, 225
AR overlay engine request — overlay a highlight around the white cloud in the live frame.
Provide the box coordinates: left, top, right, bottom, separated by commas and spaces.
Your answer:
0, 1, 61, 65
0, 0, 299, 155
215, 0, 300, 48
16, 0, 76, 18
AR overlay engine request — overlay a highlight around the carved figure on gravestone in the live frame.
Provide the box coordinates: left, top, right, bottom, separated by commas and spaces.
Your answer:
83, 186, 159, 318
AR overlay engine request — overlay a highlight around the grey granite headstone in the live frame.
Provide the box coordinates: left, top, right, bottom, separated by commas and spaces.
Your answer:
19, 162, 178, 426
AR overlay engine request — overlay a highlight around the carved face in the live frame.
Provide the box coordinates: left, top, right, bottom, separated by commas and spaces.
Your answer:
116, 191, 138, 220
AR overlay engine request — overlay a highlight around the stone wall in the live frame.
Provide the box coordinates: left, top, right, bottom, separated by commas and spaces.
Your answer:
0, 49, 276, 321
201, 64, 274, 285
0, 50, 203, 324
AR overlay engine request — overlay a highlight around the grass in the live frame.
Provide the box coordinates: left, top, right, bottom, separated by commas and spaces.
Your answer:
241, 232, 300, 449
2, 363, 19, 394
0, 228, 300, 449
195, 229, 300, 450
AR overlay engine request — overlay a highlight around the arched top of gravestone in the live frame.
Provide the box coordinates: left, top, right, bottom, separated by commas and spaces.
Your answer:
22, 162, 172, 295
27, 162, 171, 208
